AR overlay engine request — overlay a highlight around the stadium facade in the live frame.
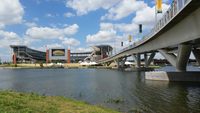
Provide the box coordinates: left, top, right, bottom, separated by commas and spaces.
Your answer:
84, 45, 113, 62
10, 45, 113, 64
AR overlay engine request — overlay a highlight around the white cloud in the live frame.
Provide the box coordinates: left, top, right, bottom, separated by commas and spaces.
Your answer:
115, 23, 138, 34
86, 22, 119, 43
98, 4, 170, 37
63, 24, 79, 35
0, 30, 24, 61
62, 38, 80, 46
66, 0, 120, 15
64, 12, 75, 18
0, 30, 22, 48
73, 47, 92, 52
25, 24, 79, 39
99, 22, 138, 34
0, 0, 24, 27
46, 43, 63, 48
86, 22, 134, 46
26, 27, 63, 39
133, 4, 170, 27
100, 23, 114, 31
86, 29, 116, 43
101, 0, 147, 20
0, 30, 20, 40
66, 0, 168, 22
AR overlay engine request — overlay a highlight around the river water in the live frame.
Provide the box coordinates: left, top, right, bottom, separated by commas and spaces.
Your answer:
0, 67, 199, 113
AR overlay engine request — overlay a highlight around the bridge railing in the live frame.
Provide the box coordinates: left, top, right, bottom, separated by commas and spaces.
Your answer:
106, 0, 192, 60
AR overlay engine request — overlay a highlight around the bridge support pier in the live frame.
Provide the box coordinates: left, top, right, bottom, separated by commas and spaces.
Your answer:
159, 49, 177, 67
144, 52, 156, 68
103, 62, 112, 66
146, 44, 200, 81
132, 53, 154, 71
145, 71, 200, 82
176, 44, 192, 72
159, 44, 192, 72
115, 57, 127, 69
144, 53, 148, 67
132, 53, 141, 68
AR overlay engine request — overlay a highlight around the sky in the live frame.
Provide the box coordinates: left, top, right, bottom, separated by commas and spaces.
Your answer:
0, 0, 172, 61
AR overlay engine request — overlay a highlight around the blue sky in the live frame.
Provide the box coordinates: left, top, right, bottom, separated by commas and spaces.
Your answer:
0, 0, 171, 61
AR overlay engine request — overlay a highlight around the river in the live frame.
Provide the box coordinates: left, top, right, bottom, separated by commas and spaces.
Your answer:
0, 67, 199, 113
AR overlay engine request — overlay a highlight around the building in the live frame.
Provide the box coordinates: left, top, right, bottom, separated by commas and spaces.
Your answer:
84, 45, 113, 62
46, 49, 69, 63
10, 45, 46, 63
10, 45, 92, 63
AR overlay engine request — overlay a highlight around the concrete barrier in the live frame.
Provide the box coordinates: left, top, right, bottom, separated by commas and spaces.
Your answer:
145, 71, 200, 82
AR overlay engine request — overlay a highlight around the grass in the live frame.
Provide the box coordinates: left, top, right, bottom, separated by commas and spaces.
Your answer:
0, 91, 119, 113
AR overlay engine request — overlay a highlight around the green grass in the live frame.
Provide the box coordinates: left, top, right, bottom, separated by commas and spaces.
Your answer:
0, 91, 119, 113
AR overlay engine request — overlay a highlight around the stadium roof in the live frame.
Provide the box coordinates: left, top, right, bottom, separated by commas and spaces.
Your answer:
92, 45, 113, 52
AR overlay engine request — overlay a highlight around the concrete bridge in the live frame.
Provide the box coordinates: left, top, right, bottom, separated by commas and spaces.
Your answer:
97, 0, 200, 81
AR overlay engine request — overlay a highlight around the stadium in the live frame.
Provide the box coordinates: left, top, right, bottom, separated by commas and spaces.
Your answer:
10, 45, 112, 64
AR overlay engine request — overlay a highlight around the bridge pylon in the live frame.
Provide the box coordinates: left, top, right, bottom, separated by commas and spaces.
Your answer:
132, 53, 141, 68
132, 52, 155, 69
114, 57, 127, 69
159, 44, 192, 72
144, 52, 156, 68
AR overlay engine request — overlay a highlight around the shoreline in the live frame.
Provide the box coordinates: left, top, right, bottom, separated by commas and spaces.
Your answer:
0, 63, 161, 71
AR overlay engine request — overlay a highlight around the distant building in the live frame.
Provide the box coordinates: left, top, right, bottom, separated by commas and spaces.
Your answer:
46, 49, 68, 63
84, 45, 113, 62
10, 45, 92, 63
10, 45, 46, 63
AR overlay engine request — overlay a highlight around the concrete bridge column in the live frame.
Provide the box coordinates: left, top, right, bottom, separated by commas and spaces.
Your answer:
133, 53, 141, 68
145, 52, 156, 67
103, 62, 112, 67
114, 57, 127, 69
107, 62, 112, 66
159, 49, 177, 67
159, 44, 192, 72
144, 53, 148, 67
121, 57, 127, 68
176, 44, 192, 72
114, 59, 120, 68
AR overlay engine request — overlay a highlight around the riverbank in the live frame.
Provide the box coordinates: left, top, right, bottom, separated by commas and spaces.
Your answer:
0, 90, 119, 113
0, 63, 115, 69
0, 63, 161, 70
